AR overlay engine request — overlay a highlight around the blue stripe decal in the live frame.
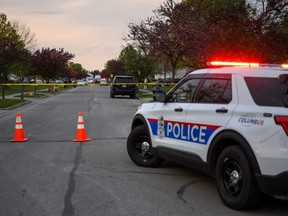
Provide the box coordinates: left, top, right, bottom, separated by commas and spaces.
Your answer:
148, 118, 219, 145
149, 120, 158, 136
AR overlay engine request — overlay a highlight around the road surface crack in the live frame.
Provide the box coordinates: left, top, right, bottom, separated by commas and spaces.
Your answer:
62, 142, 83, 216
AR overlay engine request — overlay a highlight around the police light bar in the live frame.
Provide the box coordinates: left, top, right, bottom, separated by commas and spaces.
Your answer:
208, 61, 260, 67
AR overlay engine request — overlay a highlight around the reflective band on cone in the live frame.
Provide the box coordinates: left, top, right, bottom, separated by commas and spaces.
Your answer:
11, 112, 28, 142
72, 112, 91, 142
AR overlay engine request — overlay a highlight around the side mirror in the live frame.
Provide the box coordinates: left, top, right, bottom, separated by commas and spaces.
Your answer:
154, 92, 166, 102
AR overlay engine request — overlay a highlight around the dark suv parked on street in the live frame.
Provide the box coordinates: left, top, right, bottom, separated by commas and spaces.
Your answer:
110, 75, 137, 98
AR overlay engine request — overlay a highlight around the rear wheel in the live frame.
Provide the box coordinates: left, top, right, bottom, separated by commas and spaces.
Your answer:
110, 92, 114, 98
127, 125, 163, 167
130, 93, 136, 99
215, 145, 261, 210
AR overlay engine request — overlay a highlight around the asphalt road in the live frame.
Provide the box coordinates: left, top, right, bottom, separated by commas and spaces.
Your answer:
0, 86, 287, 216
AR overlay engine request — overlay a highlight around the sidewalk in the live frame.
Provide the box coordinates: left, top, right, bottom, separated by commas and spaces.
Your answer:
3, 89, 51, 100
3, 93, 39, 100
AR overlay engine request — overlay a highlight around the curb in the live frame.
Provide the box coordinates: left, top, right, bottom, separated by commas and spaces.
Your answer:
2, 100, 32, 110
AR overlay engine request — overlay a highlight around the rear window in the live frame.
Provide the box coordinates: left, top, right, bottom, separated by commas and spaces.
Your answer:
114, 76, 134, 83
245, 76, 287, 107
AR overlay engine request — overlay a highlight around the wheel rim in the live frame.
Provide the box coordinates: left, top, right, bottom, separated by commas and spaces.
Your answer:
135, 135, 153, 159
222, 158, 242, 196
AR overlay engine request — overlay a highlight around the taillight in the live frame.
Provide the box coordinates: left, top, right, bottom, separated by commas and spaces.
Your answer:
274, 116, 288, 135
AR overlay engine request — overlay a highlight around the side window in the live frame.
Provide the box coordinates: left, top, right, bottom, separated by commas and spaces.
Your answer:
195, 79, 232, 104
169, 79, 201, 103
245, 77, 284, 107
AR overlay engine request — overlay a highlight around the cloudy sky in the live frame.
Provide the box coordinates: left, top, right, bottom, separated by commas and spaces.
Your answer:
1, 0, 164, 71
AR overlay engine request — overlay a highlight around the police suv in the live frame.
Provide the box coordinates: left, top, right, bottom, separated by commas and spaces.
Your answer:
127, 62, 288, 210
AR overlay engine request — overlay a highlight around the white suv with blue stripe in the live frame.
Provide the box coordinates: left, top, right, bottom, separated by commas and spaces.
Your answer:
127, 62, 288, 210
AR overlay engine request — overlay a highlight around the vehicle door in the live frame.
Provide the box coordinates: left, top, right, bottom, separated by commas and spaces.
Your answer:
183, 74, 237, 161
151, 76, 202, 154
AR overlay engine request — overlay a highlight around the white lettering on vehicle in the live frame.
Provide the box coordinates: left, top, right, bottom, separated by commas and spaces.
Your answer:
166, 122, 207, 143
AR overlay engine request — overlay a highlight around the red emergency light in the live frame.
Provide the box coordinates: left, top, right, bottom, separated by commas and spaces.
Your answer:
208, 61, 260, 67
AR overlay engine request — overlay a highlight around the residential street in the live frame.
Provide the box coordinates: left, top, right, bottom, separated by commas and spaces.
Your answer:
0, 86, 287, 216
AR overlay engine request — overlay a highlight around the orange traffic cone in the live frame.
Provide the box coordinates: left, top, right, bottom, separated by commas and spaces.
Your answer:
11, 112, 28, 142
72, 112, 91, 142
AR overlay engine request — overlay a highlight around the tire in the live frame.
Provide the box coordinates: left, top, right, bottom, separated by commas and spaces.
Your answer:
130, 93, 136, 99
127, 125, 163, 167
215, 145, 261, 210
110, 92, 114, 98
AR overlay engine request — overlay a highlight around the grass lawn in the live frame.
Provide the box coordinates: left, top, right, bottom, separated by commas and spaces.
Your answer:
0, 99, 28, 108
138, 83, 172, 92
138, 88, 153, 97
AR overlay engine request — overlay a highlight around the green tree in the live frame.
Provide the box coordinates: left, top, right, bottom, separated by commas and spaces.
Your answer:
246, 0, 288, 63
126, 0, 288, 77
10, 20, 38, 82
104, 59, 125, 78
119, 44, 155, 81
0, 13, 26, 83
127, 0, 198, 80
190, 0, 258, 64
12, 20, 37, 52
196, 0, 288, 63
68, 62, 88, 80
90, 69, 100, 80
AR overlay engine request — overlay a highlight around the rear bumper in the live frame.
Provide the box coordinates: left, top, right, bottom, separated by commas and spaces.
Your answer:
113, 90, 135, 95
256, 171, 288, 196
111, 87, 136, 96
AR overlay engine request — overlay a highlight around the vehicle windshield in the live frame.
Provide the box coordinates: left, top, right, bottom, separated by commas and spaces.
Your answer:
114, 77, 134, 83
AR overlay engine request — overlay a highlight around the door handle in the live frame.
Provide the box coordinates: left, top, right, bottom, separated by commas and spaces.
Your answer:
174, 107, 183, 112
216, 108, 228, 113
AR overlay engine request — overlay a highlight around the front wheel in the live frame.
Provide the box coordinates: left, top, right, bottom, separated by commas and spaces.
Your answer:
127, 125, 163, 167
215, 145, 261, 210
